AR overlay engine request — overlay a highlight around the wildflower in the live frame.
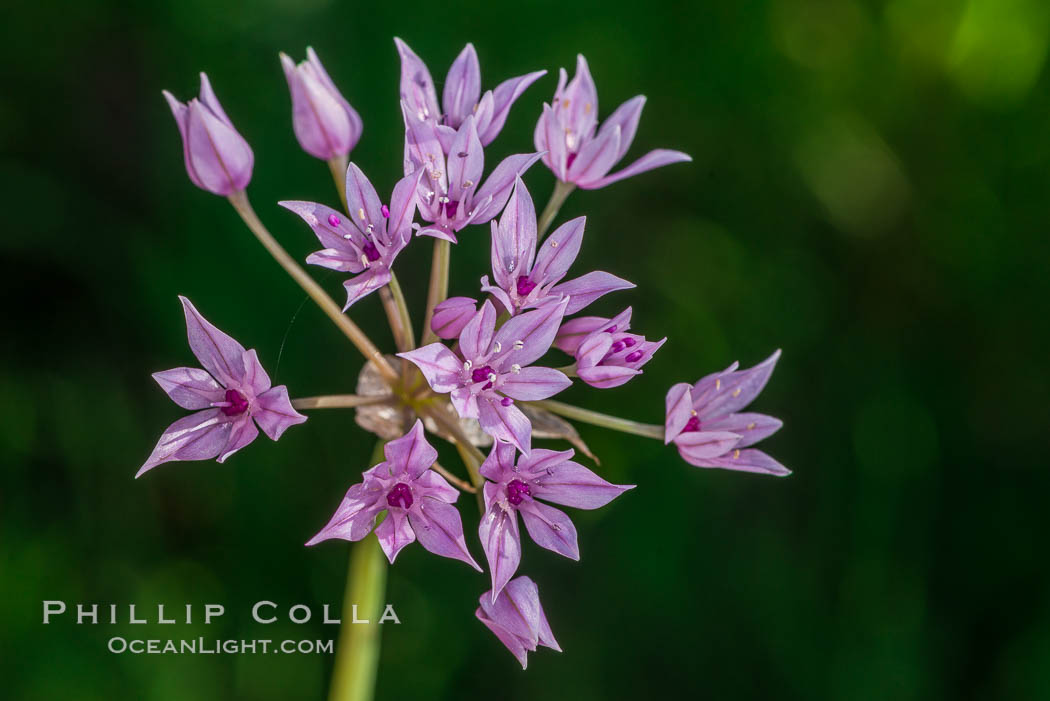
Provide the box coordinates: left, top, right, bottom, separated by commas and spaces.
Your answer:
533, 55, 690, 189
138, 297, 305, 477
476, 576, 561, 669
399, 299, 571, 454
280, 164, 421, 309
395, 38, 545, 146
478, 442, 633, 598
280, 47, 363, 160
162, 73, 253, 195
430, 296, 478, 340
403, 111, 540, 243
554, 307, 664, 388
307, 420, 481, 569
481, 178, 633, 315
664, 350, 789, 475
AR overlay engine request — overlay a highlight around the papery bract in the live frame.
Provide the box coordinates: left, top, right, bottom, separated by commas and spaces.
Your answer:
399, 299, 572, 454
139, 297, 306, 477
480, 178, 633, 316
478, 441, 633, 599
664, 350, 788, 475
476, 576, 561, 669
533, 55, 691, 189
280, 47, 363, 160
280, 164, 421, 309
395, 38, 545, 147
307, 420, 481, 568
163, 73, 254, 196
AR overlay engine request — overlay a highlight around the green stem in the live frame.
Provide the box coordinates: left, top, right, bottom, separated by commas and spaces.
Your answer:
227, 191, 398, 386
328, 441, 388, 701
526, 399, 665, 440
420, 239, 450, 345
291, 395, 392, 410
387, 273, 415, 351
327, 155, 350, 211
537, 180, 576, 239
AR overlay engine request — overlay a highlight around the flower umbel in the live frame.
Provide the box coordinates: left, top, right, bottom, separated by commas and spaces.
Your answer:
478, 441, 633, 598
534, 55, 691, 189
665, 350, 788, 475
138, 297, 306, 477
162, 73, 254, 196
476, 576, 561, 669
307, 420, 482, 569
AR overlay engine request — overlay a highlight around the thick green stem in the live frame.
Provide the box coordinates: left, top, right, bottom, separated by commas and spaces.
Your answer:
387, 273, 415, 351
227, 191, 398, 386
328, 441, 388, 701
526, 399, 665, 440
420, 239, 450, 345
327, 155, 350, 211
537, 180, 576, 239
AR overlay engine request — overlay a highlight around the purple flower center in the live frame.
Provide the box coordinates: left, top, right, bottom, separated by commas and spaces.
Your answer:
566, 152, 578, 171
221, 389, 249, 416
516, 275, 537, 297
362, 241, 381, 262
471, 365, 495, 384
683, 416, 701, 433
442, 199, 460, 219
506, 479, 531, 506
386, 482, 413, 509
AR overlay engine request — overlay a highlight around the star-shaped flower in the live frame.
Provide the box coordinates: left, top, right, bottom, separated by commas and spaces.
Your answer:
554, 307, 665, 388
478, 442, 633, 599
664, 350, 789, 476
138, 297, 306, 477
307, 420, 481, 569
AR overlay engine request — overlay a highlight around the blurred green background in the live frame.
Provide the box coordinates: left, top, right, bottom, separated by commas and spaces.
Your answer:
3, 0, 1049, 698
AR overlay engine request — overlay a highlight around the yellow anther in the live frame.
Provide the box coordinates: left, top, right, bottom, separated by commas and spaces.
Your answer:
357, 208, 366, 220
732, 388, 741, 397
733, 449, 740, 459
747, 422, 756, 430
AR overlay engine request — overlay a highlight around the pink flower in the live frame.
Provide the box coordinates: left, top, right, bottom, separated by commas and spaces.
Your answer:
138, 297, 305, 477
280, 47, 363, 160
554, 307, 665, 389
476, 576, 561, 669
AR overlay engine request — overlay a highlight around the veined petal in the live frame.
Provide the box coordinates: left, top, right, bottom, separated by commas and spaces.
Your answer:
197, 72, 233, 126
479, 441, 518, 482
442, 43, 481, 128
179, 296, 246, 387
152, 367, 224, 410
217, 416, 259, 463
554, 315, 615, 355
695, 349, 781, 420
414, 469, 460, 504
398, 344, 463, 393
597, 95, 645, 162
479, 70, 547, 145
281, 52, 352, 160
305, 481, 384, 545
582, 149, 692, 190
460, 299, 497, 361
185, 99, 252, 195
530, 460, 634, 510
500, 367, 571, 401
254, 385, 307, 441
409, 498, 482, 570
375, 509, 417, 564
342, 267, 392, 310
471, 152, 543, 224
450, 386, 479, 419
137, 409, 231, 477
240, 349, 272, 396
431, 296, 478, 339
394, 37, 440, 123
305, 46, 362, 150
383, 420, 437, 479
162, 90, 202, 190
674, 430, 741, 462
549, 271, 635, 315
306, 248, 363, 273
702, 412, 782, 448
479, 481, 522, 600
576, 333, 614, 370
344, 162, 384, 237
491, 297, 569, 370
447, 115, 484, 207
401, 100, 447, 194
687, 448, 791, 476
491, 178, 537, 290
567, 125, 621, 185
530, 216, 586, 286
519, 500, 579, 560
385, 168, 424, 244
665, 382, 695, 444
478, 396, 532, 455
279, 200, 365, 269
577, 364, 640, 389
476, 608, 530, 669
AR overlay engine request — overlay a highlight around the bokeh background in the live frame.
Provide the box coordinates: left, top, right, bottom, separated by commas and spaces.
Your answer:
3, 0, 1049, 698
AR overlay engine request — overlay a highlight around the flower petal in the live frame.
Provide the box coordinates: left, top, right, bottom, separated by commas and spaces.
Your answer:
530, 216, 586, 286
460, 299, 497, 361
152, 367, 224, 410
479, 70, 547, 145
491, 297, 569, 370
567, 125, 621, 185
394, 37, 440, 123
491, 178, 537, 290
577, 364, 641, 389
471, 152, 544, 224
279, 200, 366, 268
582, 149, 692, 190
701, 412, 783, 448
479, 441, 518, 482
478, 396, 532, 455
530, 460, 634, 509
549, 271, 635, 315
664, 382, 694, 444
447, 115, 484, 206
695, 349, 781, 420
342, 267, 392, 310
179, 296, 246, 387
442, 43, 481, 128
674, 430, 741, 462
431, 297, 478, 340
137, 409, 231, 477
253, 385, 307, 441
306, 481, 384, 545
479, 482, 522, 599
499, 366, 571, 401
519, 500, 579, 560
597, 95, 645, 163
383, 419, 437, 479
217, 417, 259, 463
409, 498, 482, 570
375, 510, 417, 564
397, 343, 463, 393
686, 448, 791, 476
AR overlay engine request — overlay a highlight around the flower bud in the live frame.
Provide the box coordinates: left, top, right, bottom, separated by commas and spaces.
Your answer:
162, 73, 253, 196
280, 48, 362, 161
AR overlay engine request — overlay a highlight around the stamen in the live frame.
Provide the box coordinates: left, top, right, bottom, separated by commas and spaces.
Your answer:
500, 397, 513, 407
510, 364, 521, 374
506, 479, 531, 506
381, 204, 390, 218
513, 340, 524, 350
327, 214, 341, 227
625, 350, 644, 363
492, 342, 502, 353
357, 207, 366, 220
